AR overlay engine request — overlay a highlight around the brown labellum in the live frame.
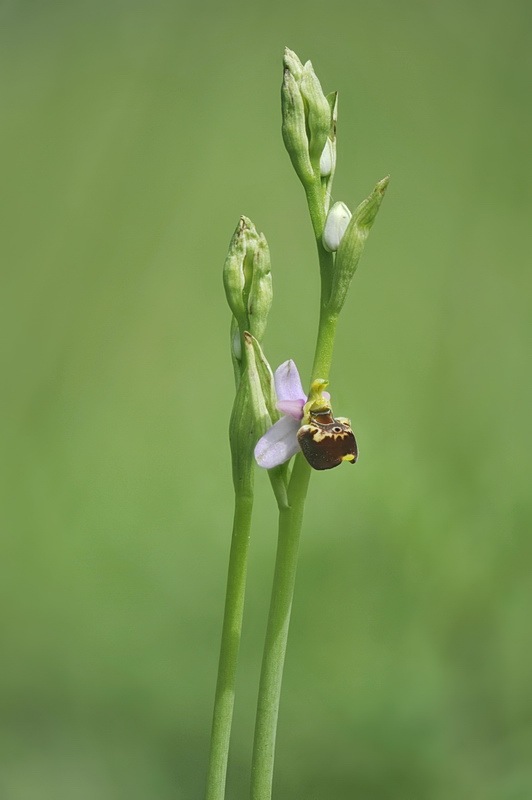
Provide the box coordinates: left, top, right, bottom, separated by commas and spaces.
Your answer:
297, 408, 358, 471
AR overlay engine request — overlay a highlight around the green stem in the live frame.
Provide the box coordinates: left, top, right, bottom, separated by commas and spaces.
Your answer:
250, 171, 340, 800
206, 490, 254, 800
312, 307, 338, 382
249, 455, 311, 800
250, 309, 339, 800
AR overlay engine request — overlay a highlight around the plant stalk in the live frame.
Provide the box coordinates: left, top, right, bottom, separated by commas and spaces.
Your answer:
206, 490, 254, 800
250, 304, 339, 800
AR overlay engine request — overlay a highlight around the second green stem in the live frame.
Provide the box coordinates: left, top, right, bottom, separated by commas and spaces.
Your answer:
206, 491, 254, 800
250, 304, 339, 800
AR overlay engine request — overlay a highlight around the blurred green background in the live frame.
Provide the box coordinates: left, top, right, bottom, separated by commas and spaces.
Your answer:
2, 1, 532, 798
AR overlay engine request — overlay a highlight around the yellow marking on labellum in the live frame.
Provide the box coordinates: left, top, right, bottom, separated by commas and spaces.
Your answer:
297, 415, 358, 471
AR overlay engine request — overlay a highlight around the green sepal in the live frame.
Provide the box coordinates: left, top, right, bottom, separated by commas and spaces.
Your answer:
248, 233, 272, 343
300, 60, 331, 168
327, 176, 389, 315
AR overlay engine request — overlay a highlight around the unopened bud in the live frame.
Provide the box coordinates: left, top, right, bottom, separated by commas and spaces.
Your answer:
319, 138, 336, 177
283, 47, 304, 81
248, 233, 273, 343
229, 332, 277, 490
223, 216, 272, 345
299, 60, 331, 165
281, 66, 314, 186
322, 201, 351, 252
281, 48, 335, 187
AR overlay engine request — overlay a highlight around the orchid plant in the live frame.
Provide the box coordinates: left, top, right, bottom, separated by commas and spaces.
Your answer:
205, 49, 388, 800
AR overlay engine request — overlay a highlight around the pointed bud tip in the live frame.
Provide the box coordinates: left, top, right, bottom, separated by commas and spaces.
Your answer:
377, 176, 390, 194
283, 47, 304, 79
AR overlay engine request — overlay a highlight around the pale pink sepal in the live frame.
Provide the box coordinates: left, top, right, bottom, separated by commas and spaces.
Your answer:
276, 398, 305, 419
254, 415, 301, 469
274, 360, 306, 403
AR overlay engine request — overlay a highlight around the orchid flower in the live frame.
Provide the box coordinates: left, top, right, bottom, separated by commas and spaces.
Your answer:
254, 359, 330, 469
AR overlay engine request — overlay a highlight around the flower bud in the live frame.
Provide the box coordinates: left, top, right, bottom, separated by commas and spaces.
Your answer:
281, 48, 334, 188
223, 216, 272, 345
228, 332, 278, 491
223, 216, 255, 325
299, 60, 332, 165
328, 177, 389, 316
283, 47, 304, 81
319, 138, 335, 177
248, 233, 273, 343
322, 201, 351, 252
281, 66, 314, 186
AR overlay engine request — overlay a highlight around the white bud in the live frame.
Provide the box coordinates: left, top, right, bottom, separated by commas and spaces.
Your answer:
319, 138, 336, 177
322, 201, 352, 252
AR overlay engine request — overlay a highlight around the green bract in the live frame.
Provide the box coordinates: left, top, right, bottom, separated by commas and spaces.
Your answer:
244, 332, 278, 425
327, 176, 390, 315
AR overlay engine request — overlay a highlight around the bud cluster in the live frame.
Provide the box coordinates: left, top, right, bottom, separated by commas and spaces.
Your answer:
281, 47, 337, 205
223, 217, 281, 489
223, 216, 272, 362
280, 47, 388, 317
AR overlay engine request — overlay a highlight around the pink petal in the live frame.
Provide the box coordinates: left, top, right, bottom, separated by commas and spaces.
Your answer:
276, 399, 305, 419
254, 415, 301, 469
274, 360, 306, 403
